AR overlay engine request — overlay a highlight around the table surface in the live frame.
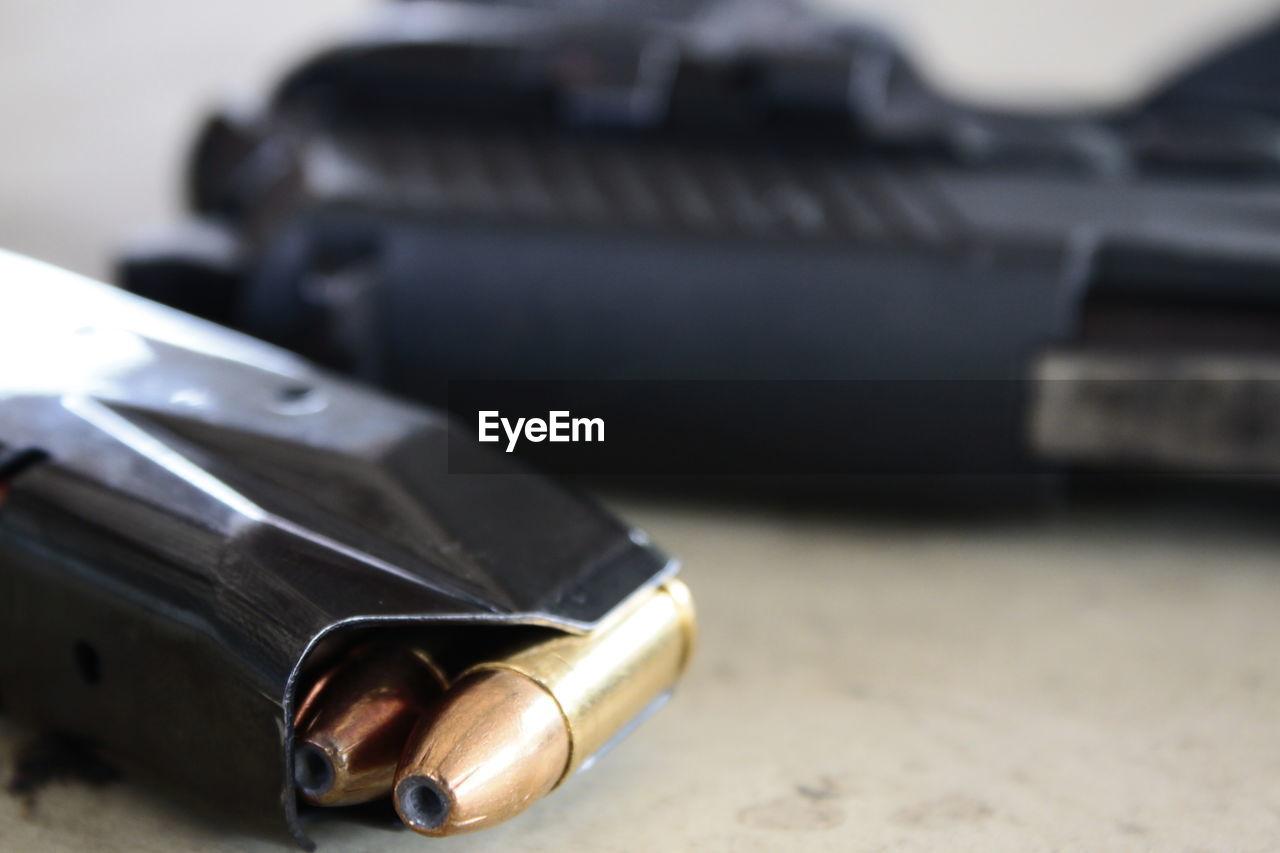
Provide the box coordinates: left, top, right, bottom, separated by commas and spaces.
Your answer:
5, 497, 1280, 852
4, 2, 1280, 851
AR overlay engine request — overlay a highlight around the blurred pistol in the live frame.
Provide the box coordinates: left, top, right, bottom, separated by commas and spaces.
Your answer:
122, 0, 1280, 491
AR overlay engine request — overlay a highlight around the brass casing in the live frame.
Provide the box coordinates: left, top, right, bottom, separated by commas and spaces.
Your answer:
466, 579, 696, 783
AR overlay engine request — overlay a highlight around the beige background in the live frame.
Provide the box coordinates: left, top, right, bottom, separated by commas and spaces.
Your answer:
4, 2, 1280, 851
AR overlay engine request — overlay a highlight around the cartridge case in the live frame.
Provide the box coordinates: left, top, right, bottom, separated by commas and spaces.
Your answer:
469, 579, 696, 781
393, 579, 696, 835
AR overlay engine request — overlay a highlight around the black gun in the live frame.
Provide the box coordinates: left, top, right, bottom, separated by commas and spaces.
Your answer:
122, 0, 1280, 493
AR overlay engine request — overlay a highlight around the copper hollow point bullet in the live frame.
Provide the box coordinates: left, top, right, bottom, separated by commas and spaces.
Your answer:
394, 580, 696, 835
293, 644, 447, 806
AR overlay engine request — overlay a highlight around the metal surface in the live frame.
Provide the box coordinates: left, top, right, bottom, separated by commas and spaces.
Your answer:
393, 579, 695, 835
470, 580, 696, 780
394, 669, 571, 835
7, 3, 1280, 851
121, 1, 1280, 494
0, 251, 676, 846
1032, 349, 1280, 477
292, 644, 446, 806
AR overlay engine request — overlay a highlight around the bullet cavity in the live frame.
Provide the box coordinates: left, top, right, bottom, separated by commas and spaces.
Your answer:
293, 743, 335, 797
398, 777, 450, 829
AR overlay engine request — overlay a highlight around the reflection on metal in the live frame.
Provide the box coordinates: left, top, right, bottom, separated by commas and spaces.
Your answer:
293, 644, 447, 806
1032, 349, 1280, 476
394, 581, 696, 836
0, 251, 677, 846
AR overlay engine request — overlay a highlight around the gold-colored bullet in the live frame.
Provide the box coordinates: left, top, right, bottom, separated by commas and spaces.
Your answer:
394, 579, 696, 835
293, 643, 447, 806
